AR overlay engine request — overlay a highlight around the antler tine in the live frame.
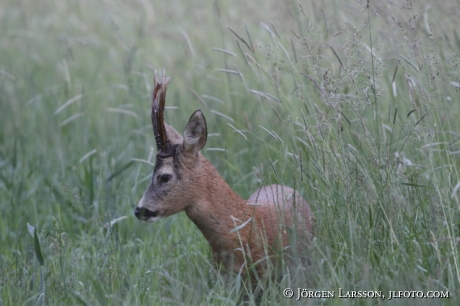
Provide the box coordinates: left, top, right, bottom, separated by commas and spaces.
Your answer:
151, 71, 171, 152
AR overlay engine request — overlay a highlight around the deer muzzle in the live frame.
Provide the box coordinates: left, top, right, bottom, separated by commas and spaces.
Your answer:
134, 206, 160, 221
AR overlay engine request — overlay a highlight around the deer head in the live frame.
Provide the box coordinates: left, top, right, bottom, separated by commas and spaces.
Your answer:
135, 72, 208, 222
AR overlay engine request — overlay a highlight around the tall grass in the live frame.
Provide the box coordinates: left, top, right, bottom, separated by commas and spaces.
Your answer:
1, 0, 459, 304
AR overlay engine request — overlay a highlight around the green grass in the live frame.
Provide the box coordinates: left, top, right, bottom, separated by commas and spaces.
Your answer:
1, 0, 459, 304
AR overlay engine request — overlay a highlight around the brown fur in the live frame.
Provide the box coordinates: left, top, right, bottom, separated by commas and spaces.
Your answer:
184, 156, 314, 277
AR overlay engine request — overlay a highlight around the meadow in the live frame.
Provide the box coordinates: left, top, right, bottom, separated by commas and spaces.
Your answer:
1, 0, 459, 305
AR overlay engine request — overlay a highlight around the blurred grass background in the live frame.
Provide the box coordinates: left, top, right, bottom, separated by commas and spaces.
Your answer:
1, 0, 459, 304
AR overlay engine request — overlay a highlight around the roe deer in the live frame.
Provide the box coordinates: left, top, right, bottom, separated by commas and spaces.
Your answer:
135, 72, 314, 280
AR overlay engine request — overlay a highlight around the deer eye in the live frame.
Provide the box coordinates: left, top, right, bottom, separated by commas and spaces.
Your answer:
158, 174, 172, 184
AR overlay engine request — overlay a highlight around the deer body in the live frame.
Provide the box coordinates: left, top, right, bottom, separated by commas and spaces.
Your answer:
135, 73, 314, 279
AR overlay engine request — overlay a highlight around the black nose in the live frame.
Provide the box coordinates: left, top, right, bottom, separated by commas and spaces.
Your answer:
134, 207, 159, 219
134, 207, 142, 218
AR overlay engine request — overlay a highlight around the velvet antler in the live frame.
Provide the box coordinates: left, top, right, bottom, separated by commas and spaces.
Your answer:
151, 71, 170, 152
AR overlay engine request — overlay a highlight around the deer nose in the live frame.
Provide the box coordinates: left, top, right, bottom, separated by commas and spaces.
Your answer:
134, 207, 143, 219
134, 206, 159, 220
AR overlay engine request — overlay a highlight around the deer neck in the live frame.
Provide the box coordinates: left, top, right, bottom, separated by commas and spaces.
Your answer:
184, 157, 249, 250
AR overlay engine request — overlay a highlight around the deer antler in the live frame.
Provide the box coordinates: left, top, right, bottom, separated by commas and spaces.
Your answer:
151, 71, 170, 152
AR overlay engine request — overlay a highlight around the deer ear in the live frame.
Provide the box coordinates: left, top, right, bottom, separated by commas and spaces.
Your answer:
183, 110, 207, 154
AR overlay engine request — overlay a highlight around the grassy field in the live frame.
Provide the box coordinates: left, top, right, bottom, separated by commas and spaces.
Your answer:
1, 0, 459, 304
